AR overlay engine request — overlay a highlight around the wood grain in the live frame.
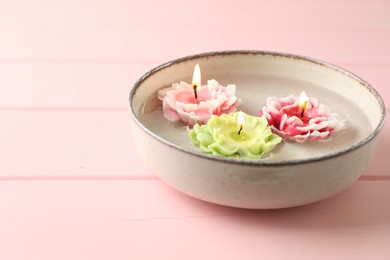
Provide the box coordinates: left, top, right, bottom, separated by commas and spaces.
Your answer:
0, 180, 389, 260
0, 0, 389, 258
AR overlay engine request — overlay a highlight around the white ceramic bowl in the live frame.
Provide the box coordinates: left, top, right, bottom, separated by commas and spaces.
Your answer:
129, 50, 385, 209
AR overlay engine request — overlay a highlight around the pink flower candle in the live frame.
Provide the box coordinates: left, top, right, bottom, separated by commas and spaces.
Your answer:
258, 91, 346, 142
158, 64, 241, 126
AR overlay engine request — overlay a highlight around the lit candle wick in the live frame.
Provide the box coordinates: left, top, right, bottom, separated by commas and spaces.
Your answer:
238, 125, 243, 135
237, 111, 245, 135
193, 84, 198, 99
192, 63, 201, 100
300, 101, 307, 117
298, 91, 309, 118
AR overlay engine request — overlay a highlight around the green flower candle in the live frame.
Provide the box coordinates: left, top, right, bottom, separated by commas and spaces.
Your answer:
189, 112, 282, 159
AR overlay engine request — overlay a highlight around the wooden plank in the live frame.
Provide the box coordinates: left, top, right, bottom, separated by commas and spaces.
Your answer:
0, 24, 389, 64
0, 179, 389, 259
0, 111, 152, 178
0, 63, 388, 108
0, 111, 388, 178
0, 62, 157, 108
0, 0, 389, 29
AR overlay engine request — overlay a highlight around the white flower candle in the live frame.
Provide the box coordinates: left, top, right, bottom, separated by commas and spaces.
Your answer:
157, 64, 241, 126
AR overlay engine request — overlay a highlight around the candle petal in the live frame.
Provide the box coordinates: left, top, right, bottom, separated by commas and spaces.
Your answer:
209, 142, 239, 157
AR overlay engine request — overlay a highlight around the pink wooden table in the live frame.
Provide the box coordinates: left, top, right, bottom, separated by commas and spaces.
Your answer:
1, 0, 389, 259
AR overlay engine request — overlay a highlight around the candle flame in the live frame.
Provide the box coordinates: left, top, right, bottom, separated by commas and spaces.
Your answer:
237, 111, 245, 135
298, 91, 309, 117
192, 63, 201, 99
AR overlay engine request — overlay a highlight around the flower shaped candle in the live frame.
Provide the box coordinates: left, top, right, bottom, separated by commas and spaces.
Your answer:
189, 112, 282, 159
258, 91, 346, 142
158, 64, 241, 126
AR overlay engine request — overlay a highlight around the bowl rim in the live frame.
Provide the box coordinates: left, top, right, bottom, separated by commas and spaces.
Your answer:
129, 50, 386, 167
